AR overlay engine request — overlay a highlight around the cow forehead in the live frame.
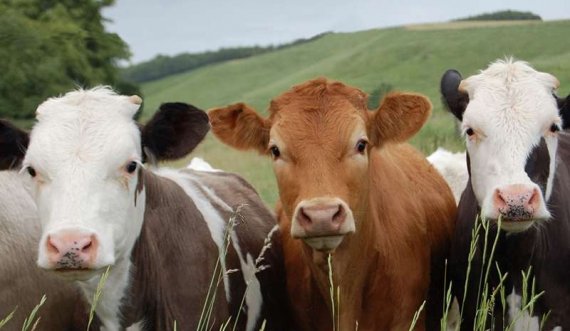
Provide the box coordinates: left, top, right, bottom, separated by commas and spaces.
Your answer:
268, 79, 368, 143
26, 87, 141, 168
463, 62, 559, 130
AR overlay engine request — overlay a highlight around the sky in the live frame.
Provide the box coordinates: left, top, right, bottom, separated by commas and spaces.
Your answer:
103, 0, 569, 64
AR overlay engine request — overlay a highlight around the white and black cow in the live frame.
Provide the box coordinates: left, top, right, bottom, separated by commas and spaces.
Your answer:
0, 87, 290, 331
441, 59, 570, 330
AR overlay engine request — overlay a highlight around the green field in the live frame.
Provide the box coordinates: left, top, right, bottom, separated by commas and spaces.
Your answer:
140, 19, 570, 205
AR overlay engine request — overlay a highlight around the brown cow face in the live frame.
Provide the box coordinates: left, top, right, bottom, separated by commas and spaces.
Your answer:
210, 79, 431, 252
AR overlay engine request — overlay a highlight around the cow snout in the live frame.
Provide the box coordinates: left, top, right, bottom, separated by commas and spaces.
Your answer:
45, 231, 98, 270
297, 203, 346, 235
493, 184, 541, 220
291, 198, 355, 251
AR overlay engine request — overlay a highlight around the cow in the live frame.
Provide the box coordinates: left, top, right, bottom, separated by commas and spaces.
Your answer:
427, 148, 468, 204
0, 120, 98, 331
208, 78, 457, 330
0, 87, 289, 331
441, 58, 570, 330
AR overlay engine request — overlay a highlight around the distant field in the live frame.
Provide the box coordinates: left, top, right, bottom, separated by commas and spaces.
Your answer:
141, 19, 570, 205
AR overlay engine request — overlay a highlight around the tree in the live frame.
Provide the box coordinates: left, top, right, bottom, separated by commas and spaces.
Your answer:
0, 0, 135, 119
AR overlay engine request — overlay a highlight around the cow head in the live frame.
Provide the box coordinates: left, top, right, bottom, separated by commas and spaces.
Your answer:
0, 87, 209, 280
441, 59, 570, 232
209, 78, 430, 252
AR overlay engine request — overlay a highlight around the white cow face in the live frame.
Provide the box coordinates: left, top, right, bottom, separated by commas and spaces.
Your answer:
442, 59, 569, 232
11, 87, 209, 280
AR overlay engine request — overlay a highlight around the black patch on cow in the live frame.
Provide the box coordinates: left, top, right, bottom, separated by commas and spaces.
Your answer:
557, 93, 570, 129
134, 169, 144, 207
525, 138, 550, 198
141, 103, 210, 163
440, 69, 470, 121
0, 119, 29, 169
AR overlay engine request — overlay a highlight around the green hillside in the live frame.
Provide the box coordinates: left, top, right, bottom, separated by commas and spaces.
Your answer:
141, 19, 570, 205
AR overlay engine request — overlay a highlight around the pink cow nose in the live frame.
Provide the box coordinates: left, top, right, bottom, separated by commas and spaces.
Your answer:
46, 231, 98, 269
296, 203, 347, 236
493, 184, 541, 220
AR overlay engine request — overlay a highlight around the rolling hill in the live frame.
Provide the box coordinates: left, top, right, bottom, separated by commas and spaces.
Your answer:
140, 19, 570, 204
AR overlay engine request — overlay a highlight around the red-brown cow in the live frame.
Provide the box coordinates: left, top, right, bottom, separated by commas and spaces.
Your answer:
209, 78, 456, 330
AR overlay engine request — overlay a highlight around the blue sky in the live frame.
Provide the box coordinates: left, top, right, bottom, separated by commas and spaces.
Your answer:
103, 0, 569, 63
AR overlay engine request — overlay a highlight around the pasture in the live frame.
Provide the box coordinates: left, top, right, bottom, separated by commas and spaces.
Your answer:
140, 19, 570, 205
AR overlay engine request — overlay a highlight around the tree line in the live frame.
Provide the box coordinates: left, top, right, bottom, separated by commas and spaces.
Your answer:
0, 0, 139, 120
454, 10, 542, 22
121, 32, 332, 83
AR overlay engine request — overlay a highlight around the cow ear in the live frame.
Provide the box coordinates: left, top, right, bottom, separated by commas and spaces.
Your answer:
557, 94, 570, 129
0, 119, 29, 170
208, 103, 270, 154
141, 102, 209, 162
369, 92, 431, 145
441, 69, 469, 121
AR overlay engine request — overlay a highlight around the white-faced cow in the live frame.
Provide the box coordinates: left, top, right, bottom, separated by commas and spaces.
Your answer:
441, 59, 570, 330
0, 120, 97, 331
0, 88, 290, 331
209, 78, 457, 330
427, 148, 468, 204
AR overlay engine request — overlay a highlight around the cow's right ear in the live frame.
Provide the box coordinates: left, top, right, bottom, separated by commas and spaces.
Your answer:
0, 119, 29, 170
208, 103, 270, 154
141, 102, 210, 162
441, 69, 469, 121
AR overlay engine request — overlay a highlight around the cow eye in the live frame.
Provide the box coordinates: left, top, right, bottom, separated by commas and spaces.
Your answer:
269, 146, 280, 159
550, 123, 560, 133
356, 139, 368, 154
465, 128, 475, 136
126, 161, 138, 174
27, 166, 36, 178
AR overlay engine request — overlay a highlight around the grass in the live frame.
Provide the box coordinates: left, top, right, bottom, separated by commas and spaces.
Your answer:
141, 19, 570, 205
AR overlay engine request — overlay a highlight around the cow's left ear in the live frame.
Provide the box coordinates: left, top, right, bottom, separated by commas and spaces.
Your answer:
369, 92, 431, 145
141, 102, 209, 162
557, 93, 570, 129
0, 119, 29, 170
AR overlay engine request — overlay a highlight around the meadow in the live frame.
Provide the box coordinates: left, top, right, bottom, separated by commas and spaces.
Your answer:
139, 19, 570, 205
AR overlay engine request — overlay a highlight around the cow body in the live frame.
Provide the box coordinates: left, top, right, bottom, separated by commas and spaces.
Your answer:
119, 168, 288, 330
441, 59, 570, 329
209, 78, 456, 330
0, 88, 288, 331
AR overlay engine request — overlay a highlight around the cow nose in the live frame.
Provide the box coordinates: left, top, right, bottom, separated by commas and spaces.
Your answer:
46, 231, 98, 269
296, 203, 347, 236
493, 184, 541, 219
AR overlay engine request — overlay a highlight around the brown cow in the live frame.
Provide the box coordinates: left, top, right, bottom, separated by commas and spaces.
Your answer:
209, 78, 456, 330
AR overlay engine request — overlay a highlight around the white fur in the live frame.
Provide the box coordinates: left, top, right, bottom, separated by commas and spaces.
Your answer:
460, 59, 560, 230
427, 148, 468, 204
22, 87, 145, 330
187, 157, 220, 172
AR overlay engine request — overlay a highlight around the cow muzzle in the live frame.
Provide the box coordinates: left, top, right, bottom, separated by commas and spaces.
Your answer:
489, 184, 549, 232
291, 198, 355, 252
39, 229, 102, 280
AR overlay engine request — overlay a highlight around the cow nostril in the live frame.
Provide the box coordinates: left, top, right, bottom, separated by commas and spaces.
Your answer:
81, 241, 92, 253
332, 205, 345, 223
46, 235, 60, 255
528, 188, 539, 207
299, 207, 312, 224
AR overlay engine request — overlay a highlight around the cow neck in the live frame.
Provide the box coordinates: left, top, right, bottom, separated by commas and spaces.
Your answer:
118, 169, 177, 330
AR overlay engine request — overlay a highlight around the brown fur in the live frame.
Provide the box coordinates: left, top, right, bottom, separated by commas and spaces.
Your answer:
209, 78, 456, 330
121, 169, 291, 331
